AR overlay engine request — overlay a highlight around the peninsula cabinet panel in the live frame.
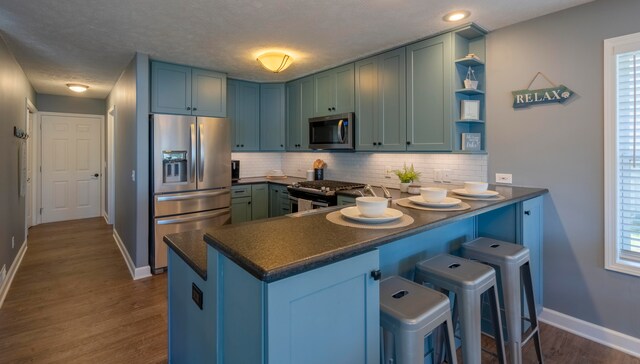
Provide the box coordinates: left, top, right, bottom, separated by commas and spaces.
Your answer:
260, 83, 285, 151
355, 48, 406, 151
168, 249, 216, 362
267, 250, 380, 364
406, 33, 453, 151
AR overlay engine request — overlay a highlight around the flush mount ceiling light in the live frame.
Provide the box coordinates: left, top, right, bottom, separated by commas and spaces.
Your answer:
443, 10, 470, 22
66, 83, 89, 93
256, 52, 293, 73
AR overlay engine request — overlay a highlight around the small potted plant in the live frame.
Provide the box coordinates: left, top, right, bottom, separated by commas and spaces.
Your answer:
393, 163, 421, 192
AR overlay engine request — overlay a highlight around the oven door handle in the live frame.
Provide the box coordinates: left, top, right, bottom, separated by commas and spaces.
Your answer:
337, 119, 345, 143
289, 195, 329, 207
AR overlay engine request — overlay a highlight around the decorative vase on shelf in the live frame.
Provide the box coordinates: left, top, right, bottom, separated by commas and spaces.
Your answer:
399, 182, 411, 193
464, 67, 479, 90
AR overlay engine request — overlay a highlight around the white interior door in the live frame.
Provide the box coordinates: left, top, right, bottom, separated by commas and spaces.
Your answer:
41, 114, 102, 223
26, 111, 33, 228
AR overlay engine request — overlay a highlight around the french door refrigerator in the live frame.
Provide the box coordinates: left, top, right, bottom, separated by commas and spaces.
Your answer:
151, 114, 231, 273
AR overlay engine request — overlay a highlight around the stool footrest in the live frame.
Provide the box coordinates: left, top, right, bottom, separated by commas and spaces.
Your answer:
522, 327, 540, 346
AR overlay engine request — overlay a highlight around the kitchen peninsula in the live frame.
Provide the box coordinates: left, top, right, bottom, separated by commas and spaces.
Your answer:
165, 185, 547, 363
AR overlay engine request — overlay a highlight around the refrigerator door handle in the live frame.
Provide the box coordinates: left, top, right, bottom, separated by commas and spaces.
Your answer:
156, 208, 230, 225
199, 122, 205, 182
156, 189, 230, 202
190, 123, 196, 183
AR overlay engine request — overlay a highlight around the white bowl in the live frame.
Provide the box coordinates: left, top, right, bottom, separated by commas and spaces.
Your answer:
464, 181, 488, 194
356, 197, 388, 218
420, 187, 447, 203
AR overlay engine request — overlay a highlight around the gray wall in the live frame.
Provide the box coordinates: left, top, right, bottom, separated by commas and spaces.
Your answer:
36, 93, 105, 115
486, 0, 640, 338
0, 34, 35, 274
105, 53, 149, 268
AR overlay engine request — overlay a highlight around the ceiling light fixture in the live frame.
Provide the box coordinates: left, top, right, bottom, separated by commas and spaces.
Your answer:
66, 83, 89, 93
256, 52, 293, 73
443, 10, 470, 22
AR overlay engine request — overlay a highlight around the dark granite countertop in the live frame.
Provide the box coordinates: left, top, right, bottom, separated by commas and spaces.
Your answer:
164, 230, 208, 280
204, 185, 548, 283
232, 176, 306, 186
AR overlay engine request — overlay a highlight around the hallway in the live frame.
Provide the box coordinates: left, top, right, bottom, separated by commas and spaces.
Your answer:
0, 218, 167, 363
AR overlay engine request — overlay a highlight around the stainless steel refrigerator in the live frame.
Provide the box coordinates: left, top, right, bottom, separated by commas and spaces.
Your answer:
151, 114, 231, 273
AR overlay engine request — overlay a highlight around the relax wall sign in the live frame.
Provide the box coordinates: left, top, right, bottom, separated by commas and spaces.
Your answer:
512, 72, 574, 109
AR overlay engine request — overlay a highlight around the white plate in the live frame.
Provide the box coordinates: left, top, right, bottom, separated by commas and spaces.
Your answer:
452, 189, 500, 198
340, 207, 403, 224
408, 196, 462, 207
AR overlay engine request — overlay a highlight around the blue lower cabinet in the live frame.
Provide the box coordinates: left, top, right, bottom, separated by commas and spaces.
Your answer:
266, 250, 380, 364
168, 249, 217, 363
522, 196, 543, 312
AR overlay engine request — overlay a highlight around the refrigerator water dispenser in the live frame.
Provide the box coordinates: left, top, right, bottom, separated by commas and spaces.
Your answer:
162, 151, 187, 183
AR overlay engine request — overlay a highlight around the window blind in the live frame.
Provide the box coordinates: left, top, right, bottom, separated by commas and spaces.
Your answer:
616, 50, 640, 262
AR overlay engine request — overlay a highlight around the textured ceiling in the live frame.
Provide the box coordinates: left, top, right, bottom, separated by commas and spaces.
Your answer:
0, 0, 593, 99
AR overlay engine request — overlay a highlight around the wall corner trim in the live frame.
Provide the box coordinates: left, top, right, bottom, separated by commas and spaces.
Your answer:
113, 229, 152, 280
539, 308, 640, 359
0, 240, 28, 309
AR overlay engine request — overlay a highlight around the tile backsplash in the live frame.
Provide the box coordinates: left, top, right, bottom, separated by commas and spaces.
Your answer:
232, 152, 487, 186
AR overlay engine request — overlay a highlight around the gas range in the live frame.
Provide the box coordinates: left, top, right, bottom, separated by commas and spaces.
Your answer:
288, 180, 366, 197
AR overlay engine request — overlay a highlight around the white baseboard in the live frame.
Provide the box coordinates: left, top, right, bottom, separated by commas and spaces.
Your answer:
102, 212, 110, 225
539, 308, 640, 359
113, 229, 151, 280
0, 240, 28, 309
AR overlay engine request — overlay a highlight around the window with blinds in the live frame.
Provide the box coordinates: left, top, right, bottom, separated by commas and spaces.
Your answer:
605, 33, 640, 276
617, 51, 640, 263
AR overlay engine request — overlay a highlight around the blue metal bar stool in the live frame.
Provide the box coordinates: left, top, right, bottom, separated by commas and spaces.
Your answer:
415, 254, 507, 364
462, 237, 543, 364
380, 276, 457, 364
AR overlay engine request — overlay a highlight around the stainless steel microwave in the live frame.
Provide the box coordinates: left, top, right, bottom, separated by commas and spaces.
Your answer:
308, 112, 355, 150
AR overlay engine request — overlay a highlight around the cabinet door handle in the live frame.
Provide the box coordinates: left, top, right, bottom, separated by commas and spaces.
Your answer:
406, 141, 411, 145
524, 210, 531, 215
370, 270, 382, 281
327, 107, 331, 111
378, 141, 382, 145
193, 107, 198, 111
241, 144, 244, 147
248, 201, 251, 205
236, 144, 239, 147
280, 144, 283, 147
186, 106, 191, 110
332, 107, 336, 111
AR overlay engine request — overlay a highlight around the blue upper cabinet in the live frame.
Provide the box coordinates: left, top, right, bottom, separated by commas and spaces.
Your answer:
228, 79, 260, 151
355, 48, 406, 151
260, 84, 286, 151
151, 61, 226, 117
192, 68, 226, 117
406, 33, 453, 151
151, 62, 192, 115
314, 64, 355, 117
286, 76, 314, 151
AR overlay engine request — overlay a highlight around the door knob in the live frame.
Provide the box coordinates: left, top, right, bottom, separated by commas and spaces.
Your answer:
94, 173, 99, 177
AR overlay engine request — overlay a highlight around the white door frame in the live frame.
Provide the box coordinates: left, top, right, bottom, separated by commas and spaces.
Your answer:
25, 97, 38, 234
38, 112, 105, 223
107, 105, 116, 225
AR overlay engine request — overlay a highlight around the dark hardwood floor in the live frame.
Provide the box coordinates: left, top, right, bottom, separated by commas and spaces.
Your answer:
0, 218, 167, 363
0, 217, 638, 363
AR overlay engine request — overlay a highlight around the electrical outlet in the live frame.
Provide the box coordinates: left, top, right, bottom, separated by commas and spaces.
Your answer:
442, 169, 451, 183
496, 173, 513, 184
11, 236, 14, 249
434, 169, 442, 183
